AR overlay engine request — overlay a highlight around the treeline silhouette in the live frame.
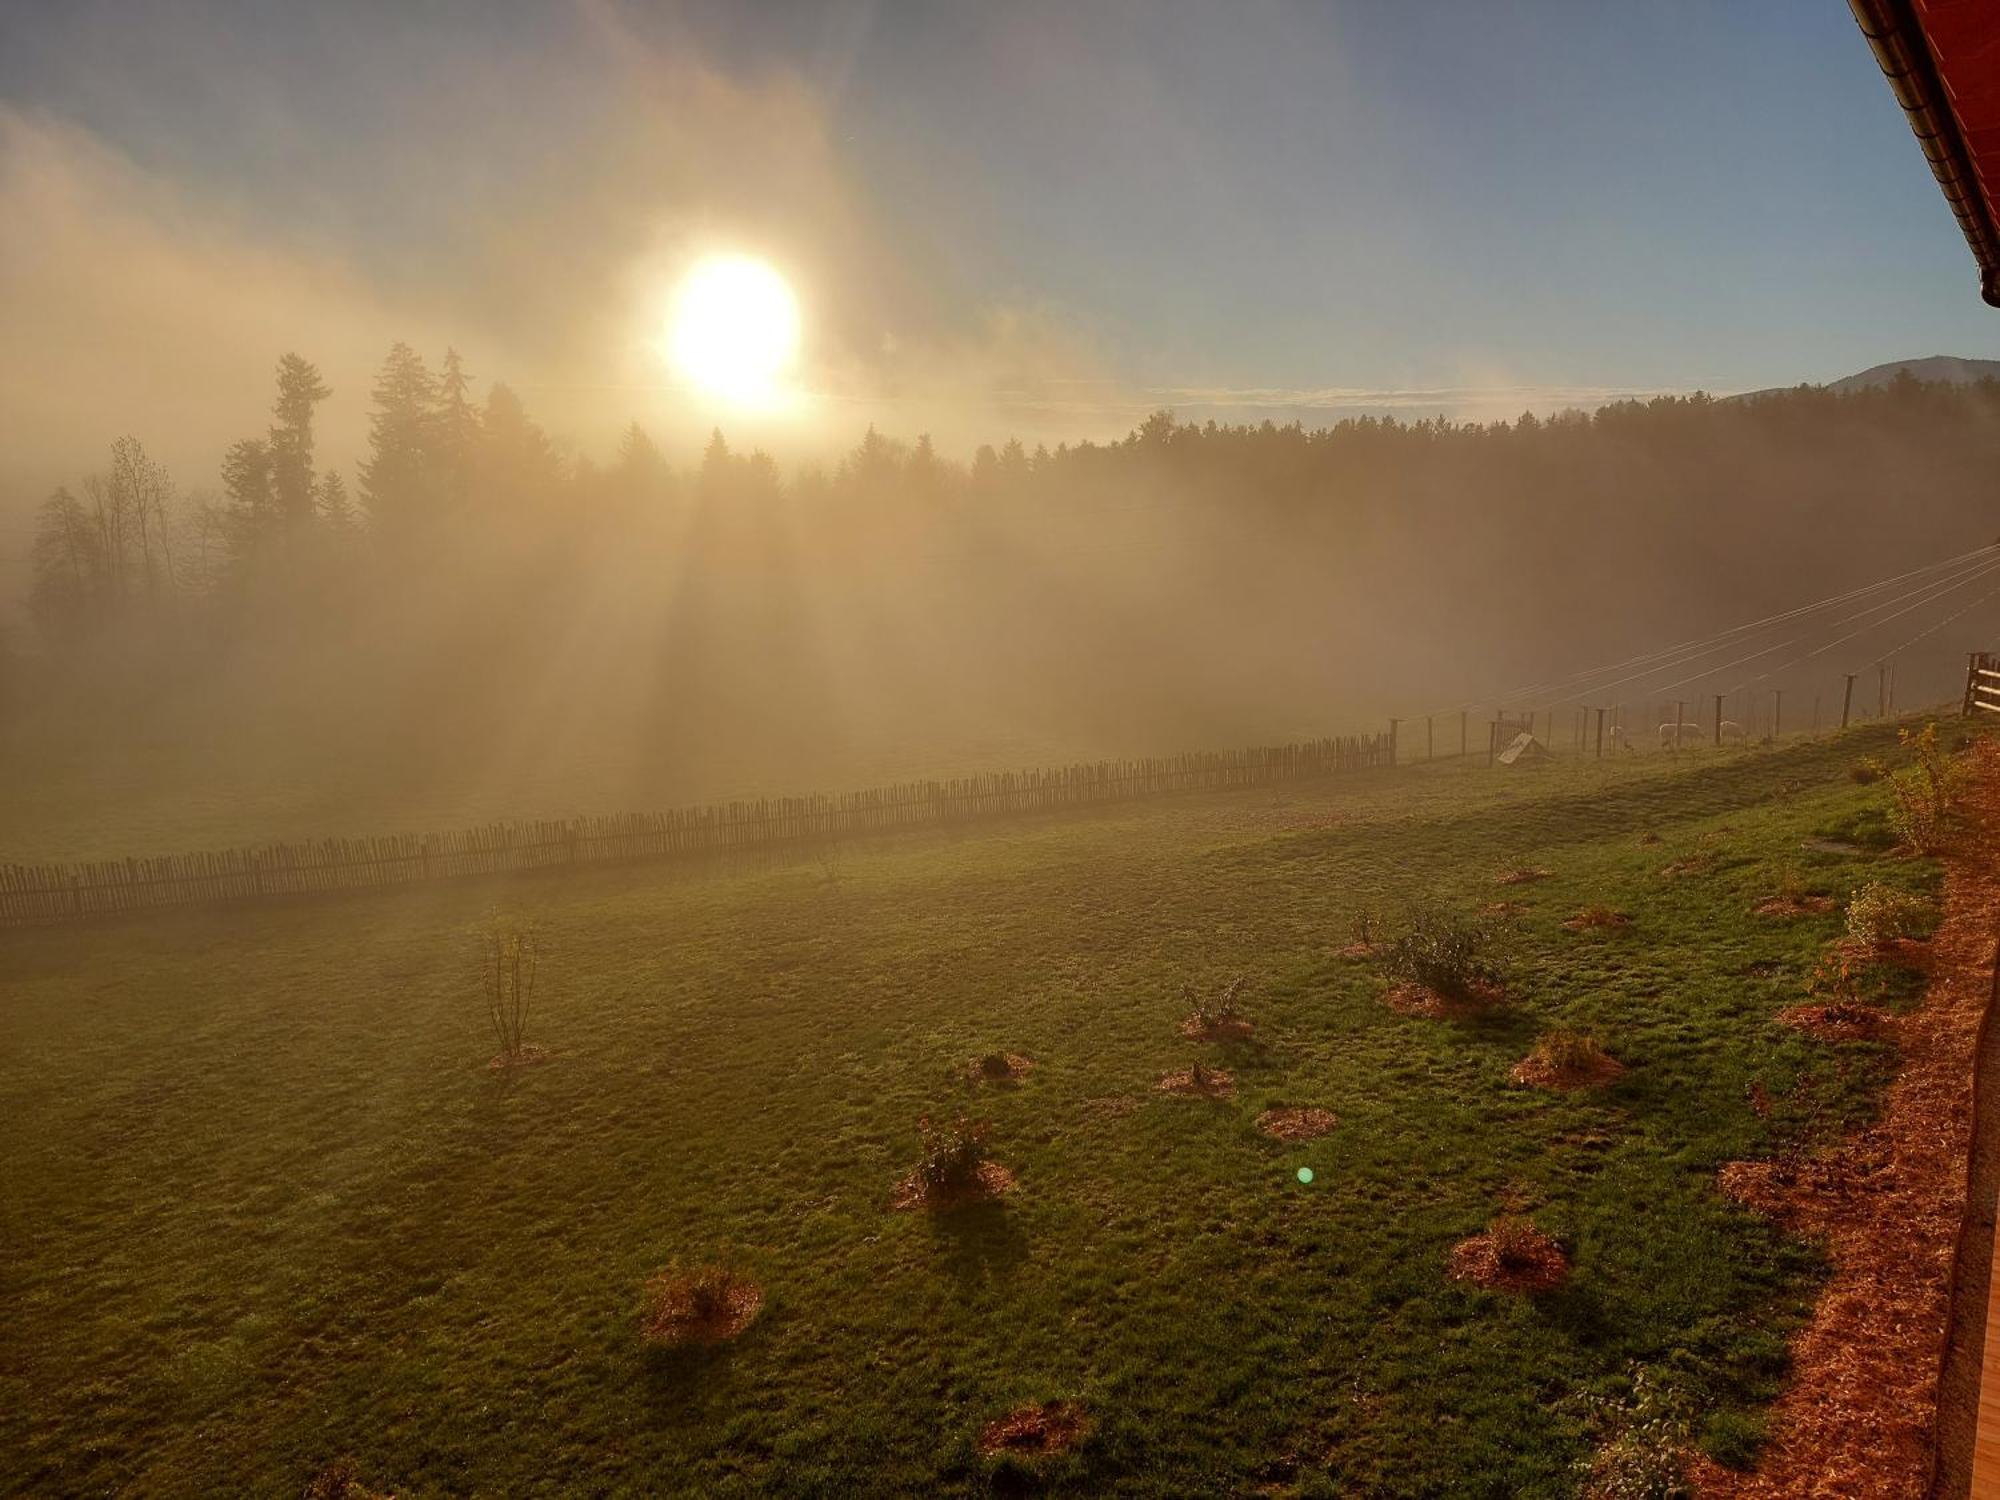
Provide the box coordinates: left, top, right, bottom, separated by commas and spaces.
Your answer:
8, 347, 2000, 850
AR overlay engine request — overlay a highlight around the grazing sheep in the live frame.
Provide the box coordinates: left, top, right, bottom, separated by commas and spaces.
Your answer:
1719, 720, 1746, 743
1607, 725, 1634, 750
1657, 721, 1703, 749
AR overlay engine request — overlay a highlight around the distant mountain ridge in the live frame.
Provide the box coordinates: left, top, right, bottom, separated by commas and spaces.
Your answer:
1825, 355, 2000, 392
1733, 355, 2000, 401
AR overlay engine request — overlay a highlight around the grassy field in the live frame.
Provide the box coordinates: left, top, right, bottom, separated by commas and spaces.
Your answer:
0, 721, 1947, 1497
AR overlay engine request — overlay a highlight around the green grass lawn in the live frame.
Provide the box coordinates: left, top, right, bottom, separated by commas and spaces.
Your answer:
0, 722, 1946, 1497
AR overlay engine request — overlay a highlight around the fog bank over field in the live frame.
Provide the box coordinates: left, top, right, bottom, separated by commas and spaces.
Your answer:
6, 360, 2000, 862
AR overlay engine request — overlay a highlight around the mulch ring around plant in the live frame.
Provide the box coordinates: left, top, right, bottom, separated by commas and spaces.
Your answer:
1777, 1003, 1889, 1042
1446, 1225, 1569, 1295
1336, 941, 1382, 959
1753, 894, 1837, 918
1256, 1106, 1337, 1141
1179, 1014, 1255, 1041
1381, 980, 1504, 1019
967, 1052, 1035, 1085
487, 1044, 552, 1071
1510, 1052, 1626, 1091
1156, 1066, 1235, 1097
978, 1400, 1090, 1459
639, 1271, 764, 1347
890, 1160, 1017, 1212
1480, 900, 1530, 919
1495, 866, 1553, 885
1561, 908, 1631, 930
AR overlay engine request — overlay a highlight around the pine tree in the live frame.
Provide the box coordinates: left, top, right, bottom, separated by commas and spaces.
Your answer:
314, 470, 356, 530
434, 347, 479, 511
359, 342, 438, 535
269, 353, 332, 533
221, 437, 275, 564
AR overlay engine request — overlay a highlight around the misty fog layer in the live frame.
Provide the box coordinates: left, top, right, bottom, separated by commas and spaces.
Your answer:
6, 364, 1998, 863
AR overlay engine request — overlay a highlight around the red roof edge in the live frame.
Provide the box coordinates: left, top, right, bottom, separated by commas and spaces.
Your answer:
1850, 0, 2000, 307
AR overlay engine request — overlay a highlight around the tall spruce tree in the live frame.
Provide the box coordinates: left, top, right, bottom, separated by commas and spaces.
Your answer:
359, 342, 438, 535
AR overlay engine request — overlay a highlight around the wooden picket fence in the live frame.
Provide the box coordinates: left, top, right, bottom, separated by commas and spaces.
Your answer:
0, 732, 1393, 927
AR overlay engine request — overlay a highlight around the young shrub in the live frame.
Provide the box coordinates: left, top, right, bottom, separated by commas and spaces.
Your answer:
914, 1114, 992, 1196
1850, 755, 1886, 785
1352, 907, 1379, 948
1886, 722, 1960, 853
1539, 1028, 1607, 1072
1843, 881, 1935, 949
1381, 904, 1505, 1001
640, 1262, 762, 1347
1573, 1367, 1696, 1500
1181, 976, 1252, 1038
977, 1051, 1014, 1080
483, 922, 543, 1066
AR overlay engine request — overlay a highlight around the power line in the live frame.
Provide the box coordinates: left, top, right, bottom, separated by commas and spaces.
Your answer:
1420, 541, 1995, 716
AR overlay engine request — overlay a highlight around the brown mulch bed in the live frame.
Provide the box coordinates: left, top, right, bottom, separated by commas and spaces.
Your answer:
1156, 1066, 1235, 1097
1776, 1002, 1889, 1042
968, 1053, 1035, 1084
1510, 1052, 1626, 1091
1481, 900, 1530, 919
1179, 1014, 1255, 1041
1562, 908, 1631, 930
1637, 831, 1663, 846
1446, 1223, 1570, 1294
1496, 866, 1553, 885
487, 1044, 552, 1070
639, 1269, 764, 1347
1336, 941, 1382, 959
1696, 738, 2000, 1499
890, 1160, 1017, 1212
1257, 1106, 1337, 1141
1382, 980, 1505, 1019
1753, 894, 1838, 918
978, 1400, 1089, 1458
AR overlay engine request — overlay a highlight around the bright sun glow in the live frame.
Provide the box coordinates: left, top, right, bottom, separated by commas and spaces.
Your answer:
663, 255, 801, 409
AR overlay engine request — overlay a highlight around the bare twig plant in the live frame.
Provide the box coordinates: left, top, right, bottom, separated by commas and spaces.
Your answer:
485, 922, 540, 1065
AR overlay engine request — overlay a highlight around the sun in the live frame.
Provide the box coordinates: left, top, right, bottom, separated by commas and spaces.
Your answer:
663, 255, 801, 409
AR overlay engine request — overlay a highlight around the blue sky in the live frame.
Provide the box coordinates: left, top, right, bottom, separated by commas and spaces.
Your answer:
1, 0, 1994, 472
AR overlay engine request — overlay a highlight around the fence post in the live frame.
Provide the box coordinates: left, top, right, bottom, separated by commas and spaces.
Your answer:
1773, 689, 1782, 740
1388, 718, 1400, 767
1713, 693, 1723, 748
1841, 674, 1855, 729
1427, 714, 1434, 761
1674, 700, 1685, 753
1966, 653, 1979, 718
1878, 663, 1887, 718
1460, 710, 1468, 762
1595, 706, 1605, 759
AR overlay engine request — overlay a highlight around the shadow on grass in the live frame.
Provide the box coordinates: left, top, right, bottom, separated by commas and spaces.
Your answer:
929, 1197, 1030, 1285
640, 1332, 753, 1423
